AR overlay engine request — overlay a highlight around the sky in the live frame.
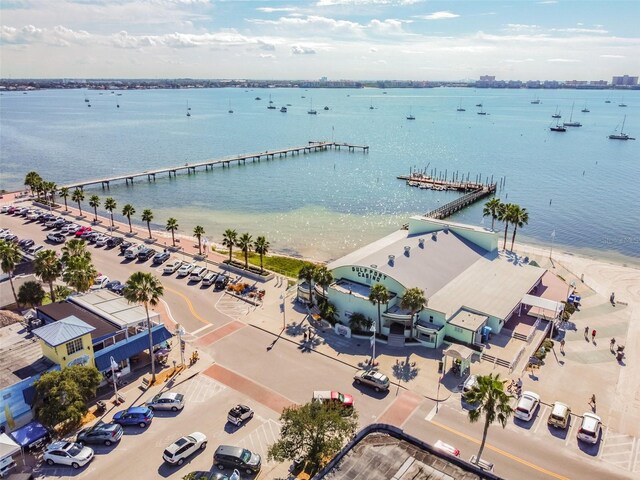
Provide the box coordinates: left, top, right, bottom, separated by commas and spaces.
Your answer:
0, 0, 638, 81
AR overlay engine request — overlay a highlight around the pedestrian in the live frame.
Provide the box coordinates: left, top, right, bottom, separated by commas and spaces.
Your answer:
560, 339, 566, 354
303, 332, 307, 343
591, 329, 597, 342
589, 394, 596, 410
610, 338, 616, 352
584, 326, 589, 338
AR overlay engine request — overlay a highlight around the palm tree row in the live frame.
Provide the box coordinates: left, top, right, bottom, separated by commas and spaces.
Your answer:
296, 264, 334, 302
23, 171, 57, 206
222, 229, 271, 274
482, 198, 530, 251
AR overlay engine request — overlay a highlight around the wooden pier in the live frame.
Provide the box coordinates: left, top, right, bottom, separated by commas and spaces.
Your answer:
63, 141, 369, 190
397, 174, 486, 192
424, 184, 496, 220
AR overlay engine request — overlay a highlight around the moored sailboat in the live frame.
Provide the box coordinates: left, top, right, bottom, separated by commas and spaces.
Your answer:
563, 103, 581, 127
608, 115, 635, 140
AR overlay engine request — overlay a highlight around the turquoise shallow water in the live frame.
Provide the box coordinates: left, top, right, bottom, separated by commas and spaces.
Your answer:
1, 87, 639, 262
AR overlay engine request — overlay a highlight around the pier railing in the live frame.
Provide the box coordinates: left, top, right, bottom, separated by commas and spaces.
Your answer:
424, 185, 496, 220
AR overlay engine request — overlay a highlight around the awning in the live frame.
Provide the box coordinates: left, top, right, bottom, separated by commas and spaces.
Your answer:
94, 325, 173, 371
443, 344, 475, 362
0, 433, 20, 460
9, 421, 50, 449
521, 294, 563, 319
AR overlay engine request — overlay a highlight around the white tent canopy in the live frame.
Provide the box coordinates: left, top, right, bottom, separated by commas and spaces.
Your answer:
521, 294, 563, 319
0, 433, 20, 459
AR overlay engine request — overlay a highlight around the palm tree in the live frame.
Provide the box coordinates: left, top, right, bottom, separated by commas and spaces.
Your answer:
236, 233, 253, 269
222, 229, 237, 263
193, 225, 205, 255
253, 236, 269, 273
62, 255, 97, 293
298, 264, 317, 303
369, 283, 390, 332
123, 272, 164, 385
497, 202, 513, 250
122, 204, 136, 233
61, 238, 90, 263
71, 188, 85, 216
509, 205, 529, 252
104, 197, 117, 228
53, 285, 73, 301
59, 187, 70, 212
166, 218, 179, 247
400, 287, 426, 328
24, 171, 42, 196
314, 266, 333, 299
142, 209, 153, 239
46, 182, 57, 207
34, 180, 44, 201
18, 281, 45, 307
482, 198, 502, 231
0, 240, 23, 307
463, 373, 513, 465
89, 195, 100, 222
34, 249, 63, 302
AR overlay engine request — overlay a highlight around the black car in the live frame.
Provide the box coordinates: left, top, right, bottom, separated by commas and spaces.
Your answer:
19, 239, 35, 250
138, 248, 156, 261
111, 282, 127, 295
119, 241, 133, 254
152, 251, 170, 265
185, 473, 231, 480
214, 274, 230, 290
213, 445, 261, 474
52, 218, 66, 229
86, 232, 100, 243
106, 237, 124, 248
76, 421, 123, 446
105, 280, 122, 292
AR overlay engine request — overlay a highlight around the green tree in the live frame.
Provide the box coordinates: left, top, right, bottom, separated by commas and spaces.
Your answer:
34, 249, 63, 302
193, 225, 205, 255
18, 280, 45, 307
349, 312, 373, 332
268, 401, 358, 477
463, 373, 514, 465
166, 217, 179, 247
142, 209, 154, 239
34, 178, 44, 200
253, 235, 270, 273
123, 272, 164, 384
400, 287, 426, 327
47, 182, 58, 207
24, 171, 42, 196
236, 233, 253, 269
222, 229, 238, 262
71, 188, 85, 216
53, 285, 73, 301
34, 365, 102, 431
122, 204, 136, 233
314, 266, 333, 300
319, 301, 337, 323
0, 239, 23, 307
509, 205, 529, 252
59, 187, 70, 212
497, 202, 514, 251
63, 256, 97, 293
483, 197, 502, 231
298, 264, 317, 303
369, 283, 390, 332
104, 197, 117, 228
61, 238, 90, 264
89, 195, 100, 222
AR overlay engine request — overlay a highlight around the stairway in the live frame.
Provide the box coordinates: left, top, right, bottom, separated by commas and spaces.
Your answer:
388, 333, 406, 348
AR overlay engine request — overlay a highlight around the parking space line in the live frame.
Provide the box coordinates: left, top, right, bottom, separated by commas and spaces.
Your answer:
565, 418, 577, 446
598, 426, 608, 460
633, 437, 640, 472
533, 405, 548, 434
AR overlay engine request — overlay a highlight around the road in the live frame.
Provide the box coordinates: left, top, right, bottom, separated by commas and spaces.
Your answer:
1, 210, 636, 479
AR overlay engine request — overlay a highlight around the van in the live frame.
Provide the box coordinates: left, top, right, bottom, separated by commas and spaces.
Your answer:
213, 445, 261, 474
124, 244, 144, 259
189, 266, 207, 282
27, 244, 43, 255
202, 271, 218, 286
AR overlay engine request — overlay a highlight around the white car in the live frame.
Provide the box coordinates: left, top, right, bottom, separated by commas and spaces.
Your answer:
0, 205, 11, 213
91, 274, 110, 290
162, 432, 207, 466
434, 440, 460, 457
27, 210, 41, 220
43, 441, 94, 469
177, 263, 195, 277
163, 260, 183, 274
65, 224, 82, 234
189, 266, 207, 282
514, 391, 540, 422
577, 412, 602, 444
27, 244, 43, 255
94, 235, 110, 246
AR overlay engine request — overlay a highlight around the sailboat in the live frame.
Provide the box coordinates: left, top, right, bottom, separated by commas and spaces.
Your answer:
307, 98, 317, 115
456, 100, 465, 112
267, 94, 276, 109
84, 96, 89, 103
609, 115, 635, 140
477, 105, 487, 115
186, 101, 191, 117
550, 121, 566, 132
406, 107, 415, 120
369, 99, 374, 110
563, 103, 581, 127
551, 106, 561, 119
605, 98, 611, 104
531, 95, 541, 104
619, 98, 627, 107
280, 106, 287, 113
581, 104, 590, 113
324, 106, 329, 110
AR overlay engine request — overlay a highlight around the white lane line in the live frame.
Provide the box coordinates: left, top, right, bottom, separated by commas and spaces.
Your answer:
565, 418, 576, 446
159, 298, 178, 325
425, 405, 438, 422
598, 426, 609, 460
533, 405, 548, 434
192, 324, 214, 336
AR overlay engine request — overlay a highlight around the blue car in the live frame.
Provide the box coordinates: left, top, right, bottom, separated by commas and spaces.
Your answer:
113, 406, 154, 428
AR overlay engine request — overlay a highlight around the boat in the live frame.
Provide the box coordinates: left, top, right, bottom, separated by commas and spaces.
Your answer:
268, 94, 274, 104
550, 122, 566, 132
551, 106, 561, 119
406, 107, 415, 120
563, 103, 581, 127
476, 103, 483, 107
531, 96, 541, 104
267, 95, 276, 109
477, 106, 487, 115
619, 98, 627, 107
456, 100, 465, 112
605, 98, 611, 103
369, 99, 374, 110
307, 98, 317, 115
228, 100, 233, 114
84, 96, 89, 103
255, 97, 261, 100
280, 106, 287, 113
581, 104, 590, 113
609, 115, 635, 140
324, 106, 329, 111
186, 101, 191, 117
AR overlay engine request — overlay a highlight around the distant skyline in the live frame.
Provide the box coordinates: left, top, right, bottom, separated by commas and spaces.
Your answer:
1, 0, 638, 80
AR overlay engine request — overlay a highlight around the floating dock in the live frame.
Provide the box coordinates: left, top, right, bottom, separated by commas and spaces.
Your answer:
63, 141, 368, 190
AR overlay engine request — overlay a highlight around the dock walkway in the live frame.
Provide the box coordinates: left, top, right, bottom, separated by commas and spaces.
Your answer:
63, 141, 368, 190
424, 184, 496, 220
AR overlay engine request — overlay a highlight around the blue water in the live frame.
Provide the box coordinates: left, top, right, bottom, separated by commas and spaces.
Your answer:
1, 88, 639, 262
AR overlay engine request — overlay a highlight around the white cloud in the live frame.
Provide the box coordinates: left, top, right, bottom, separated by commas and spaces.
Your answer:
505, 24, 541, 32
259, 53, 275, 58
291, 45, 316, 55
316, 0, 422, 5
504, 58, 535, 63
415, 11, 459, 20
538, 1, 557, 4
370, 47, 378, 52
600, 54, 625, 58
256, 7, 296, 13
547, 58, 581, 63
552, 27, 608, 34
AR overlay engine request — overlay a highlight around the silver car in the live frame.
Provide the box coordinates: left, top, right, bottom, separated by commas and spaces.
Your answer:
145, 392, 185, 411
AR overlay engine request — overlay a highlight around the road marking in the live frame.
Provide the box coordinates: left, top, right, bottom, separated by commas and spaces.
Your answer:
598, 426, 608, 460
430, 419, 570, 480
600, 430, 636, 470
164, 285, 209, 325
425, 405, 437, 422
192, 324, 215, 336
377, 391, 422, 428
195, 320, 246, 347
533, 405, 548, 434
565, 418, 577, 446
159, 298, 177, 325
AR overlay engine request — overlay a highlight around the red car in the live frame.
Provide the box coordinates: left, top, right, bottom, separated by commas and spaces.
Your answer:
312, 391, 354, 413
75, 226, 92, 237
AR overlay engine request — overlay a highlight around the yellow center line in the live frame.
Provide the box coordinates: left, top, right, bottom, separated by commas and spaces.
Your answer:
430, 419, 570, 480
164, 285, 210, 325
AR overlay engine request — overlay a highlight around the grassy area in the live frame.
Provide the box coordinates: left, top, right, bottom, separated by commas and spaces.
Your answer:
213, 247, 319, 278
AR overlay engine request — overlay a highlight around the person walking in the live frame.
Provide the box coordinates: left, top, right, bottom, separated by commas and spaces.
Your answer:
610, 338, 616, 352
560, 339, 566, 354
584, 326, 589, 339
591, 329, 597, 342
589, 394, 597, 411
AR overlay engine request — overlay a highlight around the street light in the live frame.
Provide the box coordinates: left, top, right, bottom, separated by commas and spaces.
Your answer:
175, 323, 185, 367
110, 356, 119, 404
370, 323, 377, 367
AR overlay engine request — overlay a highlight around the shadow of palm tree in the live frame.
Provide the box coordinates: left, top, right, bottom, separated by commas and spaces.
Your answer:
285, 322, 307, 338
392, 359, 420, 383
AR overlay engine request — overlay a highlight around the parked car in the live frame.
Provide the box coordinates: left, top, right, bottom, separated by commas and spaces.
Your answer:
434, 440, 460, 457
227, 405, 254, 426
106, 236, 124, 248
65, 224, 81, 234
75, 226, 92, 237
577, 413, 602, 444
124, 244, 144, 259
19, 239, 35, 250
163, 260, 183, 274
213, 445, 262, 474
3, 234, 18, 243
46, 233, 65, 244
202, 271, 218, 286
163, 432, 207, 466
312, 391, 354, 413
80, 230, 96, 240
353, 370, 390, 392
0, 205, 11, 213
145, 392, 185, 411
177, 263, 195, 277
26, 244, 43, 255
152, 251, 170, 265
461, 375, 478, 394
44, 217, 61, 228
184, 472, 235, 480
547, 401, 571, 429
91, 274, 110, 290
76, 421, 123, 446
43, 441, 94, 469
118, 240, 133, 253
27, 210, 41, 221
53, 218, 66, 229
94, 235, 110, 246
514, 391, 540, 422
16, 207, 29, 216
214, 274, 230, 290
137, 247, 156, 261
111, 282, 127, 295
113, 406, 154, 428
105, 280, 123, 292
189, 266, 207, 282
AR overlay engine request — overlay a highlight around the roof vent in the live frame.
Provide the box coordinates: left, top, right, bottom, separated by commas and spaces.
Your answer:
404, 246, 411, 256
370, 264, 377, 269
418, 238, 425, 248
432, 231, 438, 240
388, 255, 395, 265
444, 225, 449, 233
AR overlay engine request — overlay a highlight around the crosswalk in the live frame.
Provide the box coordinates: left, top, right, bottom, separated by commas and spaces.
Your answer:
216, 293, 255, 320
176, 373, 227, 404
601, 430, 636, 471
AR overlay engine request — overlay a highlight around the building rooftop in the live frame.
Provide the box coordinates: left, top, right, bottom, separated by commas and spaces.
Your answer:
448, 309, 488, 332
68, 290, 160, 329
37, 301, 120, 342
31, 315, 95, 347
0, 323, 54, 389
